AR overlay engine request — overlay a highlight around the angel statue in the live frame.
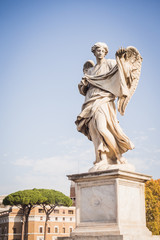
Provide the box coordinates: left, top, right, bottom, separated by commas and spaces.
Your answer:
75, 42, 142, 172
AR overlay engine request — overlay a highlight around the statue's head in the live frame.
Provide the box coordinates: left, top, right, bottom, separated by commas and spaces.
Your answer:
91, 42, 109, 57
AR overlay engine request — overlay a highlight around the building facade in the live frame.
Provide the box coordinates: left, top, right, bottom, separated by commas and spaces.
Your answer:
0, 205, 75, 240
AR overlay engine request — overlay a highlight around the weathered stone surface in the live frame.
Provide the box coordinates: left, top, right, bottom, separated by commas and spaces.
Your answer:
75, 42, 142, 169
80, 183, 116, 223
68, 169, 153, 240
71, 236, 159, 240
57, 235, 160, 240
89, 162, 135, 173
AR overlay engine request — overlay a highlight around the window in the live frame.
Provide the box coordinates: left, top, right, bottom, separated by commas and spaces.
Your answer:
68, 210, 74, 214
48, 227, 50, 233
39, 227, 43, 233
55, 217, 58, 221
54, 210, 59, 214
63, 217, 65, 221
13, 227, 16, 234
62, 227, 65, 233
39, 209, 44, 213
62, 210, 65, 214
4, 227, 7, 234
70, 227, 73, 233
54, 227, 58, 233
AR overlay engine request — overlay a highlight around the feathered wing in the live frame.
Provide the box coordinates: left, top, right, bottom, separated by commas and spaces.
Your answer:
83, 60, 95, 74
117, 46, 143, 115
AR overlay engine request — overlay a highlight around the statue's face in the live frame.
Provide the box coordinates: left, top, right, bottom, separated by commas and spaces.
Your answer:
94, 47, 106, 59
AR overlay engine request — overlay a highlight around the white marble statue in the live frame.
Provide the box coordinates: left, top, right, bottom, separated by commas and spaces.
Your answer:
75, 42, 142, 171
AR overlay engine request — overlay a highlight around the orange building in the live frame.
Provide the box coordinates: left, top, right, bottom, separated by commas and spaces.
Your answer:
0, 204, 75, 240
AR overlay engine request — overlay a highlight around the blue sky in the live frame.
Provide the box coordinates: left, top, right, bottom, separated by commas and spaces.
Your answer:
0, 0, 160, 196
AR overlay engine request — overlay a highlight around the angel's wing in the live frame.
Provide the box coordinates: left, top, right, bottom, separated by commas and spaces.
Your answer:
117, 46, 143, 115
83, 60, 95, 74
78, 60, 95, 96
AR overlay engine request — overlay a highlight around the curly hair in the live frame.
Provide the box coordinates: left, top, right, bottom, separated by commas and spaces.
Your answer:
91, 42, 109, 55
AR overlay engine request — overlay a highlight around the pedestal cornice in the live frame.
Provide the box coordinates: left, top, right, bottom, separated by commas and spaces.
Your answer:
67, 169, 151, 183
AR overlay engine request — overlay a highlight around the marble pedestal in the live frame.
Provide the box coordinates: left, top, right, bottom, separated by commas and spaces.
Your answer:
68, 169, 153, 240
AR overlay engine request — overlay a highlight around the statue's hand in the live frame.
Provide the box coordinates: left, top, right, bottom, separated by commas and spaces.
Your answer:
78, 76, 89, 96
82, 76, 89, 86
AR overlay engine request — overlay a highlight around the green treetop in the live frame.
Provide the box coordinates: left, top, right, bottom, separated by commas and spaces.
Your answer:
3, 189, 46, 240
37, 189, 72, 240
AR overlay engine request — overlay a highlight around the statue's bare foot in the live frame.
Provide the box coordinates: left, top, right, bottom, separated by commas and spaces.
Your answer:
117, 156, 127, 164
93, 159, 99, 164
93, 159, 109, 171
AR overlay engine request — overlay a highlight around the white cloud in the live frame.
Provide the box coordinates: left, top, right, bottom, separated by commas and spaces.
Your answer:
13, 156, 74, 195
14, 156, 33, 167
11, 137, 94, 195
127, 156, 150, 172
154, 148, 160, 153
3, 153, 8, 157
133, 135, 148, 142
12, 150, 93, 196
148, 128, 156, 131
10, 134, 160, 195
14, 173, 71, 196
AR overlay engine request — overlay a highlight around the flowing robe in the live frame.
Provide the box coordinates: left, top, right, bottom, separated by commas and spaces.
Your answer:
75, 59, 134, 163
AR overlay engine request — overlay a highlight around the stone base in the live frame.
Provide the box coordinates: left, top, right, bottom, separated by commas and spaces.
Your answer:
71, 235, 154, 240
88, 162, 135, 172
57, 236, 160, 240
68, 169, 152, 240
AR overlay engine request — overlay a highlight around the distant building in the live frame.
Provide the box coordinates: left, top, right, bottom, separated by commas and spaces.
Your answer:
70, 182, 76, 206
0, 197, 75, 240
